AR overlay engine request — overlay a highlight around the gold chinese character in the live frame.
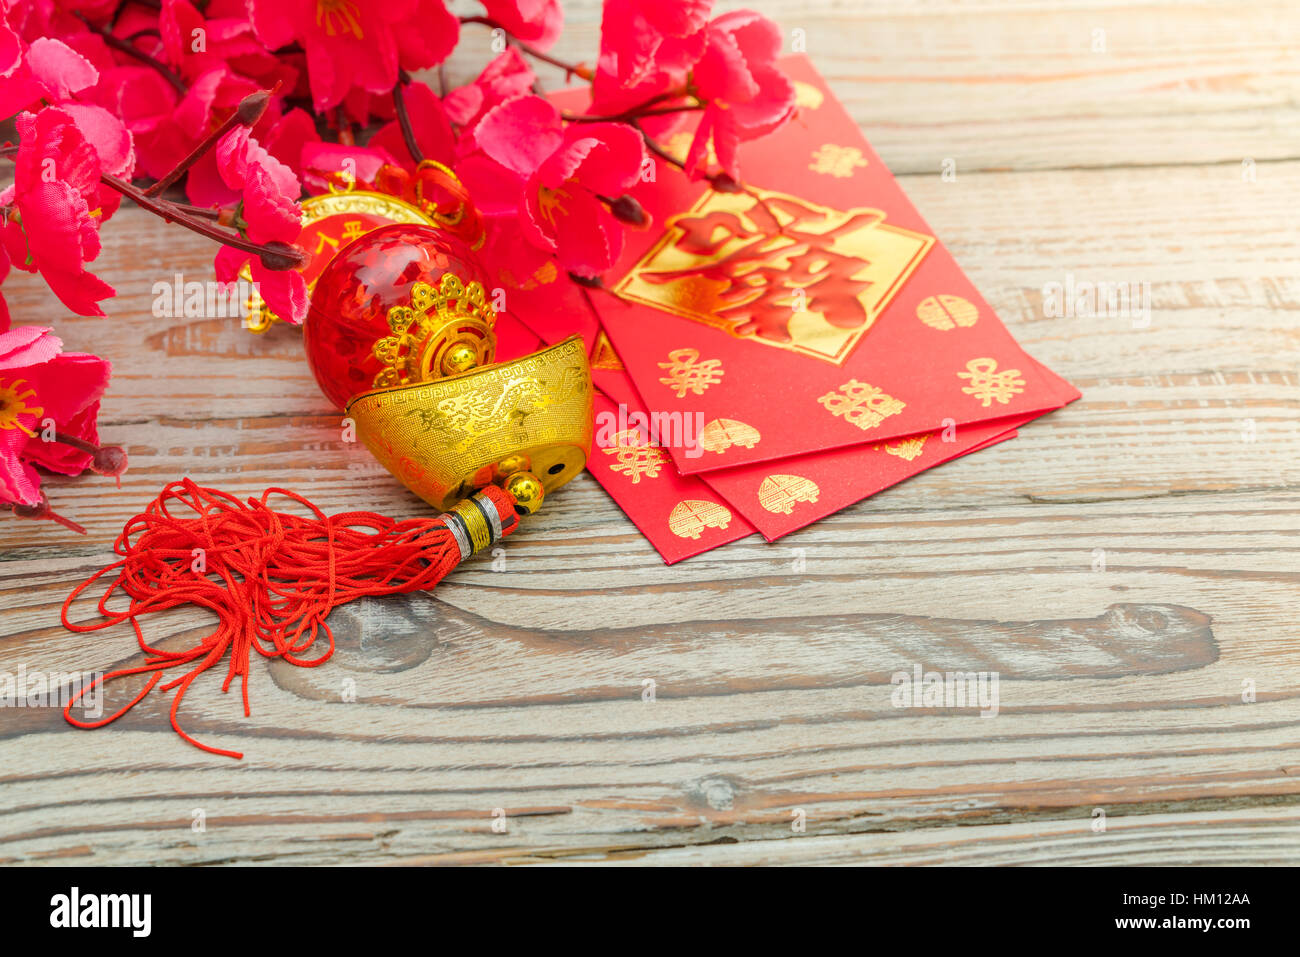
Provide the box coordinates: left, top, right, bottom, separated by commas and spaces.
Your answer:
601, 429, 670, 483
809, 144, 868, 178
818, 379, 905, 431
617, 186, 933, 365
958, 358, 1025, 407
658, 347, 724, 398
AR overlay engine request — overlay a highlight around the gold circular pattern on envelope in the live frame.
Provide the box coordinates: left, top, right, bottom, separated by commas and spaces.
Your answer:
917, 294, 979, 331
757, 475, 821, 515
699, 418, 761, 453
668, 500, 733, 540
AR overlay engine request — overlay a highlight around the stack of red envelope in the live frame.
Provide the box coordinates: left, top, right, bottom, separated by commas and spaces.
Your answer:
495, 56, 1079, 563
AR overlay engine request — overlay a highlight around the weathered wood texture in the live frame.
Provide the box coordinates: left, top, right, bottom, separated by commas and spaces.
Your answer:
1, 0, 1298, 866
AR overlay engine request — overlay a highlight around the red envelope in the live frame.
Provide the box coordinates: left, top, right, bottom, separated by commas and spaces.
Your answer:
588, 391, 757, 563
549, 56, 1078, 475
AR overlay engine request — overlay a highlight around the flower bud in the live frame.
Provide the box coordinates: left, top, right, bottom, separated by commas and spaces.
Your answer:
91, 445, 128, 478
259, 241, 307, 271
607, 194, 647, 226
236, 91, 272, 127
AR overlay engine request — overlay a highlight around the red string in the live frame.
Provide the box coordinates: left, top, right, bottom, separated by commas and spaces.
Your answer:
61, 478, 518, 759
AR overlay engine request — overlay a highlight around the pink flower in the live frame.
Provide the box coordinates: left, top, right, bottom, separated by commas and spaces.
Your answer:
0, 15, 101, 117
588, 0, 711, 141
209, 126, 308, 324
0, 241, 10, 331
466, 95, 646, 277
215, 125, 302, 244
5, 108, 127, 316
214, 244, 309, 326
479, 0, 563, 50
444, 48, 537, 134
368, 80, 457, 170
92, 66, 185, 181
596, 0, 710, 87
686, 9, 795, 179
247, 0, 456, 112
0, 325, 115, 514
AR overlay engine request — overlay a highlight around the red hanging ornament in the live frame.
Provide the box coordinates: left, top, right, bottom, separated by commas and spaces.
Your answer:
62, 173, 593, 758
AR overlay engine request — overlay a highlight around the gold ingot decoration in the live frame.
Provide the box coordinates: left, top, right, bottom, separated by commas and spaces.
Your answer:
668, 500, 733, 540
958, 357, 1025, 407
917, 294, 979, 331
699, 418, 761, 454
757, 474, 821, 515
371, 274, 498, 391
818, 379, 905, 431
347, 335, 594, 512
617, 185, 933, 365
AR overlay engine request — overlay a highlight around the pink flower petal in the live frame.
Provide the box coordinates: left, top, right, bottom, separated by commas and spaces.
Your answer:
0, 326, 61, 370
474, 95, 564, 177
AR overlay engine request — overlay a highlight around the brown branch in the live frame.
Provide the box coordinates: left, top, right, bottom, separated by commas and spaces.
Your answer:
100, 173, 306, 269
75, 11, 186, 95
393, 78, 423, 164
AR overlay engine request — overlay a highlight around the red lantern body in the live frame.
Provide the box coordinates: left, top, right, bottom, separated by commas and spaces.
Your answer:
303, 222, 493, 411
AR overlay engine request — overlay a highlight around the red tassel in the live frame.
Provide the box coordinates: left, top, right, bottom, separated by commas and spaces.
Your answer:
61, 478, 519, 758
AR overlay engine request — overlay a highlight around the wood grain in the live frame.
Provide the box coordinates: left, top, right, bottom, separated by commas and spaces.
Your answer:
1, 0, 1298, 866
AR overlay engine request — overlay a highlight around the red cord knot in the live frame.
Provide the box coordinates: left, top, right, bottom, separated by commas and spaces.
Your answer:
61, 479, 520, 758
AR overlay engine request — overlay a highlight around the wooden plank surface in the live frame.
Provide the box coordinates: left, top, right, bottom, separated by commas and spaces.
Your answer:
1, 0, 1298, 866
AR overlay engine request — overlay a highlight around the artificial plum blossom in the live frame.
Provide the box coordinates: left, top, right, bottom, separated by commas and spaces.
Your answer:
215, 126, 301, 243
685, 9, 795, 179
595, 0, 710, 87
3, 108, 131, 316
368, 80, 457, 170
444, 48, 537, 135
0, 325, 114, 510
209, 126, 308, 323
467, 94, 646, 276
246, 0, 457, 112
479, 0, 563, 50
0, 11, 100, 118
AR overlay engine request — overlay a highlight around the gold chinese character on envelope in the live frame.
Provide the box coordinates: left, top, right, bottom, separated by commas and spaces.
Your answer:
615, 187, 934, 364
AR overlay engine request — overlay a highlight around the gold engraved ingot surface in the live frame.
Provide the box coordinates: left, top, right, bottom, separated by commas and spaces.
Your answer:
616, 186, 934, 364
346, 335, 594, 512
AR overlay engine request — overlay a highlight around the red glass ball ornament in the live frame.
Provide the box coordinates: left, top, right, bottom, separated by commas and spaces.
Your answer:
303, 222, 491, 411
